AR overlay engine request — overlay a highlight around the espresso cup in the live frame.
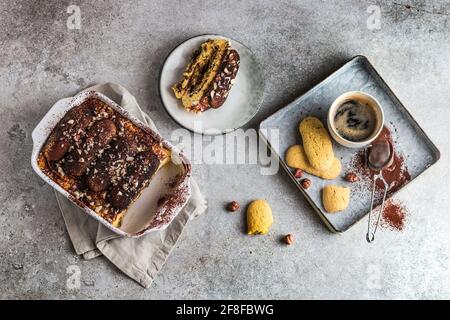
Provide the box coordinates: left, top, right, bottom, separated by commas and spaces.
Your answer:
327, 91, 384, 148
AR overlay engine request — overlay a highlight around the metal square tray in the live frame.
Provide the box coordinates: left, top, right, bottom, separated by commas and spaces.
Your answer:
259, 55, 440, 232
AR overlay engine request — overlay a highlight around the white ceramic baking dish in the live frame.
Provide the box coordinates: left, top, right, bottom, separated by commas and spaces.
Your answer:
31, 90, 192, 238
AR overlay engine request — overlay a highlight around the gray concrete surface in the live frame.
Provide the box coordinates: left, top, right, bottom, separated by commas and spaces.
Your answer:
1, 0, 449, 299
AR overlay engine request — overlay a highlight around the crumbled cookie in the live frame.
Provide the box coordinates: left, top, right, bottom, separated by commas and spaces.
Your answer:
286, 145, 341, 179
322, 185, 350, 213
299, 117, 334, 171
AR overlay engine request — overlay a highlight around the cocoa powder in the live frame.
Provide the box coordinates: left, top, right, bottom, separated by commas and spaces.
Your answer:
381, 200, 407, 231
350, 126, 411, 202
349, 126, 411, 232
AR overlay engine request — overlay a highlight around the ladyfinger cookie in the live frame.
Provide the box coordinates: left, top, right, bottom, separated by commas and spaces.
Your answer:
299, 117, 335, 171
285, 144, 341, 180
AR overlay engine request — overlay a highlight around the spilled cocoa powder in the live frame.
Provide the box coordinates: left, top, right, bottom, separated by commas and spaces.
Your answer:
381, 200, 408, 231
350, 126, 411, 200
349, 126, 411, 231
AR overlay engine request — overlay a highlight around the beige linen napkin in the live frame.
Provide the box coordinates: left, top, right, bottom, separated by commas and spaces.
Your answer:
55, 83, 207, 288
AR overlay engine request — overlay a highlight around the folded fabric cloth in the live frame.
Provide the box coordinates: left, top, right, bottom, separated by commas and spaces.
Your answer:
54, 83, 207, 288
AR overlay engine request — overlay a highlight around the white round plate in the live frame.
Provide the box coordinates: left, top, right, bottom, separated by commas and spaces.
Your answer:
159, 34, 265, 135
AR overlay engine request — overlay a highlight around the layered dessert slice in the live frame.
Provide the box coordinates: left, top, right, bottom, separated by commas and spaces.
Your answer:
172, 39, 240, 113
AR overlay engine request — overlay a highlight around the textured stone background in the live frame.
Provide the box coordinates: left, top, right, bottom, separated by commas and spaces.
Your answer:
0, 0, 449, 299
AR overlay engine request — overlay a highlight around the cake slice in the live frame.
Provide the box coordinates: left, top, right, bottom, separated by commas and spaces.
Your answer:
172, 39, 240, 113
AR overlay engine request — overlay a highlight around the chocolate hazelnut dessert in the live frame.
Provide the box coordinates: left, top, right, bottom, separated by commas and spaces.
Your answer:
38, 98, 171, 227
172, 39, 240, 113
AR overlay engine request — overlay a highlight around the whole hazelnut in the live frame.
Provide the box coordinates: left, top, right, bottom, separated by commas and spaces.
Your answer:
300, 178, 312, 189
293, 169, 304, 179
345, 172, 359, 183
283, 234, 294, 245
227, 201, 240, 212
